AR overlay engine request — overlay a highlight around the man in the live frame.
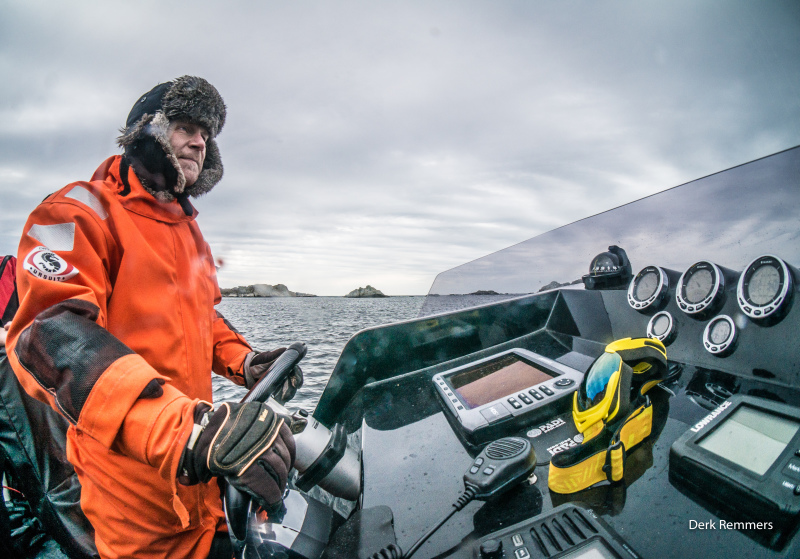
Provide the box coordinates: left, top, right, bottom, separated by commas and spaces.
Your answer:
6, 77, 300, 559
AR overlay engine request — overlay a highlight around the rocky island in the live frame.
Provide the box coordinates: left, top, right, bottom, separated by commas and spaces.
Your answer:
345, 285, 387, 298
220, 283, 316, 297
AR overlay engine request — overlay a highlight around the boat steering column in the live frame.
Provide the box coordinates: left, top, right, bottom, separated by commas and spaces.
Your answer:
224, 341, 361, 559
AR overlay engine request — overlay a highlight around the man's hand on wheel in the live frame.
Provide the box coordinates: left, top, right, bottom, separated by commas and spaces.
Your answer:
178, 401, 295, 514
243, 349, 304, 403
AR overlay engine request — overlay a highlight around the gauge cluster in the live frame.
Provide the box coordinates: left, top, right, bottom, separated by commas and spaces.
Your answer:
624, 254, 797, 358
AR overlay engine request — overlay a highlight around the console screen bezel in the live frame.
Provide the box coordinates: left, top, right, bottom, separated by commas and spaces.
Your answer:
446, 353, 561, 409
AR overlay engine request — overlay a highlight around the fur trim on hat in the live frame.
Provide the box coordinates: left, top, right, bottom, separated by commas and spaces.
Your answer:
162, 76, 226, 138
116, 76, 225, 201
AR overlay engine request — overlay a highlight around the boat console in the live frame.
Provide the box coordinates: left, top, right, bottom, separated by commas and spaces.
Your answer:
242, 147, 800, 558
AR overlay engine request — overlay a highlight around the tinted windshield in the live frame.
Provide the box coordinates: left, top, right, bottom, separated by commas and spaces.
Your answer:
420, 146, 800, 317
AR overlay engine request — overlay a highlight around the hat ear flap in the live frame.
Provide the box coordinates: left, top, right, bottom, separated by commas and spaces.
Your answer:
124, 136, 180, 191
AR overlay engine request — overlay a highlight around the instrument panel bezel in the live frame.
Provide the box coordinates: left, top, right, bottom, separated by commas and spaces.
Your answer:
432, 348, 583, 444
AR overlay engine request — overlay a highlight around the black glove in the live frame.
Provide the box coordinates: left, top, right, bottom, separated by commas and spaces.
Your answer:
178, 402, 296, 513
243, 349, 304, 404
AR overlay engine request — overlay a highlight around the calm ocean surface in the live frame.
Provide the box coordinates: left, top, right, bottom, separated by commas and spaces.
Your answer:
211, 296, 426, 411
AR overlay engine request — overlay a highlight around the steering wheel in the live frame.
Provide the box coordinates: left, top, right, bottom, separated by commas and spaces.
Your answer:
224, 341, 307, 547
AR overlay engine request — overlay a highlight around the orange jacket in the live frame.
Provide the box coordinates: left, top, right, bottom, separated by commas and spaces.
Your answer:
7, 155, 252, 558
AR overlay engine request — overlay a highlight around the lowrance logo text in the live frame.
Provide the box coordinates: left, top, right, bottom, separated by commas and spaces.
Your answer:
691, 400, 732, 433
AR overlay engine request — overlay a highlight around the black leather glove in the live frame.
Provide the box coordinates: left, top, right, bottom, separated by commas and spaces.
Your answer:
178, 402, 295, 513
243, 349, 304, 404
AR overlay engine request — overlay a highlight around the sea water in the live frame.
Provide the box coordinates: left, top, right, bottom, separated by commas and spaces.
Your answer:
211, 296, 425, 411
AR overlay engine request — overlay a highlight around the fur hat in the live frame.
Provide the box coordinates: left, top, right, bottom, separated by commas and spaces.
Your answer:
117, 76, 226, 203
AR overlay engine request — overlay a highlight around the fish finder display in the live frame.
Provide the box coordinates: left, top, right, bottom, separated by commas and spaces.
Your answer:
697, 406, 799, 475
432, 348, 583, 443
670, 395, 800, 531
449, 354, 554, 409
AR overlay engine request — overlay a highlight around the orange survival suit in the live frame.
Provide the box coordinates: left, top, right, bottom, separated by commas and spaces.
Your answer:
7, 155, 253, 558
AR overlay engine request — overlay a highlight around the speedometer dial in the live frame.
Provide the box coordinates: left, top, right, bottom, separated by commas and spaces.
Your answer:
676, 261, 726, 316
737, 255, 794, 321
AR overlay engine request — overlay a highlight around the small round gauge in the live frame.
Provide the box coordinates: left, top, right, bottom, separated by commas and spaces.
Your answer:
737, 254, 794, 321
628, 266, 669, 311
676, 261, 724, 315
703, 315, 737, 355
647, 311, 676, 344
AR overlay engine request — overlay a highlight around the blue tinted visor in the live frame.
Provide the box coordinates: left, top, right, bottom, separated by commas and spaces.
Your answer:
578, 352, 623, 411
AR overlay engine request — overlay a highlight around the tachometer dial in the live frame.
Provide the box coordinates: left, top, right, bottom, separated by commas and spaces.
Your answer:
676, 261, 727, 316
737, 254, 794, 322
628, 265, 673, 311
703, 315, 737, 355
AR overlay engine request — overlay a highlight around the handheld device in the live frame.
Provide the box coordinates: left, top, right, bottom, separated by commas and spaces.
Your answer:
463, 437, 537, 499
432, 348, 583, 443
370, 436, 537, 559
670, 394, 800, 531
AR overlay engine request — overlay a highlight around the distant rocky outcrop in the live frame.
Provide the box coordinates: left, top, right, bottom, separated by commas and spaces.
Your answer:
221, 283, 316, 297
538, 279, 582, 292
469, 290, 501, 295
345, 285, 387, 298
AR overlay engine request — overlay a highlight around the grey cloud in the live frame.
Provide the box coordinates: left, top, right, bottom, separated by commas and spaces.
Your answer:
2, 0, 799, 294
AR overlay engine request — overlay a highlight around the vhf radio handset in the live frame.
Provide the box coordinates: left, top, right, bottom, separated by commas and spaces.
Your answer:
371, 437, 537, 559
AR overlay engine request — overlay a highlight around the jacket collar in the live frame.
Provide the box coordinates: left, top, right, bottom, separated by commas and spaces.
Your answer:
92, 156, 198, 223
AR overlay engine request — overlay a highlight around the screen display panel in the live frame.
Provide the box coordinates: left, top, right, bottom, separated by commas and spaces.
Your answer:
634, 270, 659, 301
448, 354, 556, 409
652, 314, 670, 336
697, 406, 800, 475
559, 539, 620, 559
748, 264, 781, 305
685, 268, 714, 303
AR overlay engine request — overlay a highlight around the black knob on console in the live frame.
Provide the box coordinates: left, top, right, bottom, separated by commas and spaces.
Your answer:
479, 538, 502, 559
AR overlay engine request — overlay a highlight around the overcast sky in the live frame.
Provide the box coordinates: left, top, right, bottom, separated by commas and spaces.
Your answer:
1, 1, 798, 295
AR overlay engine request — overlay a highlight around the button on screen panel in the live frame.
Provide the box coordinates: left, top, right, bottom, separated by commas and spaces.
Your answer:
698, 406, 800, 475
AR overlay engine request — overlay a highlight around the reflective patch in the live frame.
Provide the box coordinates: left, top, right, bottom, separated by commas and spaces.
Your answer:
23, 246, 79, 282
27, 223, 75, 251
66, 186, 108, 219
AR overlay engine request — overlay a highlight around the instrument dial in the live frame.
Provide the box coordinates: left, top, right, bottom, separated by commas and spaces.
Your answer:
677, 261, 725, 315
703, 315, 737, 355
737, 255, 793, 321
647, 311, 676, 344
628, 265, 669, 311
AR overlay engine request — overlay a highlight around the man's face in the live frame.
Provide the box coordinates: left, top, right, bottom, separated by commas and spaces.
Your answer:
168, 120, 208, 187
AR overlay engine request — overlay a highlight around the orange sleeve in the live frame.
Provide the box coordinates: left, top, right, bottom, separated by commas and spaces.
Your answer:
6, 193, 190, 464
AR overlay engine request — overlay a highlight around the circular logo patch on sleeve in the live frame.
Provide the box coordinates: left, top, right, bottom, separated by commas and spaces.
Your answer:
23, 246, 80, 282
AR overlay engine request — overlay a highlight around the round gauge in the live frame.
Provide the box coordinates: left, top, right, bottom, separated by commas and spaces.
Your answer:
703, 315, 737, 355
628, 266, 669, 311
737, 254, 794, 320
676, 261, 724, 315
647, 311, 676, 344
